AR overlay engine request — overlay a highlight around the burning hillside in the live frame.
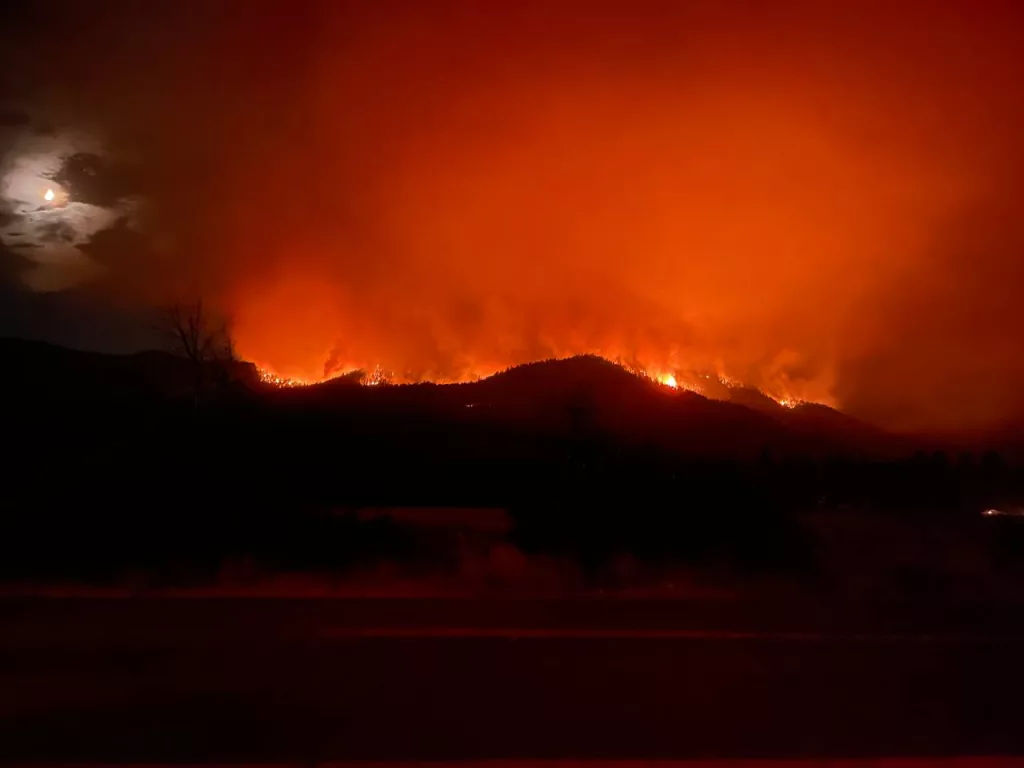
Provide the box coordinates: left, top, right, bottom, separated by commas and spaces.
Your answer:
255, 353, 811, 410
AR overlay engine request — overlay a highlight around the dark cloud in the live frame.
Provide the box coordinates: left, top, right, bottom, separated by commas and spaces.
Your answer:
54, 152, 139, 208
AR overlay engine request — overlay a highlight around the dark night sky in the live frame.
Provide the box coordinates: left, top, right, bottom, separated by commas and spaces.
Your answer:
2, 1, 1024, 430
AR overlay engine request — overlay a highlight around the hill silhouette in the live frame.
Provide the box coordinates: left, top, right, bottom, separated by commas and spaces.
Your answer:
0, 340, 895, 458
0, 337, 258, 406
268, 354, 895, 459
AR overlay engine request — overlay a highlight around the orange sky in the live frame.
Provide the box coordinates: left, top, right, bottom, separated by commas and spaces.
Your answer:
10, 1, 1024, 430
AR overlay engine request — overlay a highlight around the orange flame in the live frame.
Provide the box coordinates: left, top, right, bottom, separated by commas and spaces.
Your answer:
254, 354, 816, 410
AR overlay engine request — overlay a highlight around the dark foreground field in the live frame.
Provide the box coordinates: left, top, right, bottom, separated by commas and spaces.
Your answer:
3, 598, 1024, 762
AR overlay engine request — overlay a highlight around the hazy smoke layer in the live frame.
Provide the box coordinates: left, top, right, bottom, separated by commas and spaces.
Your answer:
4, 1, 1024, 430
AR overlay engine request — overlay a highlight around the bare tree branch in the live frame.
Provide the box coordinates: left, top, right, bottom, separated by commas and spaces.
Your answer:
156, 300, 237, 405
159, 300, 233, 364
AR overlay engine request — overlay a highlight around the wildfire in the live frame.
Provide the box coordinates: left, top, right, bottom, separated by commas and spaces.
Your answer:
651, 370, 702, 394
255, 355, 815, 411
257, 368, 323, 388
716, 373, 740, 389
257, 364, 393, 388
363, 365, 393, 386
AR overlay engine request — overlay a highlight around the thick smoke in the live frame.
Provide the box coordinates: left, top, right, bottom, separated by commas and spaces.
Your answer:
5, 1, 1024, 430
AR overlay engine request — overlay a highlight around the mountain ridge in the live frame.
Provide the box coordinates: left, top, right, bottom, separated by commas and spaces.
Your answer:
0, 338, 905, 458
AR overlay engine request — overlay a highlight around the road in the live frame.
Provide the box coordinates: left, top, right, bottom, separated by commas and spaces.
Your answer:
2, 599, 1024, 761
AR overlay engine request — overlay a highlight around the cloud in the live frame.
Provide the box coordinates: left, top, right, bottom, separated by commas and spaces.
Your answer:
0, 119, 140, 291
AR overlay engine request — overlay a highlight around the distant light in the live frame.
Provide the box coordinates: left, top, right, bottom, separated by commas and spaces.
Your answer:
44, 188, 55, 202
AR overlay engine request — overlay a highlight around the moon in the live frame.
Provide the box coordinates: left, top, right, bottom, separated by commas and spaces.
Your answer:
1, 120, 139, 292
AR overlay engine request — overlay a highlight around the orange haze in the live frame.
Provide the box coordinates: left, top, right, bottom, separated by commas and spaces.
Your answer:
23, 1, 1024, 430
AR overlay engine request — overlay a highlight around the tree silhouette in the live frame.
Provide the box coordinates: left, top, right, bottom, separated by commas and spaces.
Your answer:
158, 300, 235, 405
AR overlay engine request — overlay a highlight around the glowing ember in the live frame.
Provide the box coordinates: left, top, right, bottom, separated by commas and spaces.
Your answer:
43, 188, 55, 202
